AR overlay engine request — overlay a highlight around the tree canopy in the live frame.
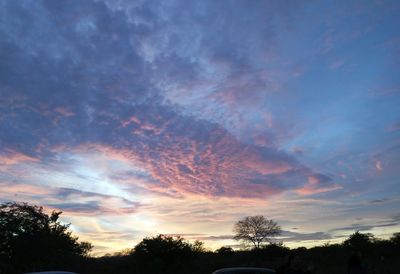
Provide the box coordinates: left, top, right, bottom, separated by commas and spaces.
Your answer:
131, 234, 203, 274
133, 234, 194, 257
233, 215, 281, 248
0, 202, 92, 272
390, 232, 400, 246
343, 230, 374, 250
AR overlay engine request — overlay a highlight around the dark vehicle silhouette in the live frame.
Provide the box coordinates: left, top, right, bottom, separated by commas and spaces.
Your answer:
24, 272, 78, 274
212, 267, 276, 274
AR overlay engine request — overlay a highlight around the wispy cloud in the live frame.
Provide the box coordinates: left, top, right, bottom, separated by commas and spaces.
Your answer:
296, 174, 342, 196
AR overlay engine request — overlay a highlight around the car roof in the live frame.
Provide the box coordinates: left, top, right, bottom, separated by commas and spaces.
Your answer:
212, 267, 275, 273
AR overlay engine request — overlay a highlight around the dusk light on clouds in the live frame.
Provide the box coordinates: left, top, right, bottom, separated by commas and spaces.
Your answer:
0, 0, 400, 255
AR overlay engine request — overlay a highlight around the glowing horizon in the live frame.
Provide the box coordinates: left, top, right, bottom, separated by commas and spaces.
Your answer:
1, 0, 399, 256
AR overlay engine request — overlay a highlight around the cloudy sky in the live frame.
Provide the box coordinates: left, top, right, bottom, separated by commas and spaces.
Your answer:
1, 0, 399, 255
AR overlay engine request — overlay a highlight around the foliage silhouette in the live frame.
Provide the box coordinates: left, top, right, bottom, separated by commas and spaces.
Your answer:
0, 202, 92, 273
343, 230, 374, 251
130, 234, 203, 274
390, 232, 400, 246
233, 216, 281, 248
216, 246, 234, 254
1, 202, 399, 274
133, 234, 194, 256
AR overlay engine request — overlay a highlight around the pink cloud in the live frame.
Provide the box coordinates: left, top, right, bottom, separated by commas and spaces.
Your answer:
67, 131, 296, 199
375, 161, 383, 171
0, 182, 51, 196
54, 107, 75, 117
121, 115, 141, 127
296, 175, 342, 196
252, 134, 271, 147
209, 70, 282, 108
244, 154, 292, 175
0, 150, 39, 166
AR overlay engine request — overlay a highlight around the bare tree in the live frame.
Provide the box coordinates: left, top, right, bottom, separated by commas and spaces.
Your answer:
233, 215, 281, 248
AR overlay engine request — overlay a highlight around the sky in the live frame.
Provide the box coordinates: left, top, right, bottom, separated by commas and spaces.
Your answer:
0, 0, 400, 256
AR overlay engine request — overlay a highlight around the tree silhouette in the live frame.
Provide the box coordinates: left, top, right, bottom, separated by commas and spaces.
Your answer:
390, 232, 400, 246
0, 202, 92, 272
133, 234, 194, 257
343, 231, 374, 251
131, 234, 203, 274
233, 216, 281, 249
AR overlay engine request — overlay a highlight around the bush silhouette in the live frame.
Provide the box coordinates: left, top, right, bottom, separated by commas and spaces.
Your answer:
216, 246, 234, 253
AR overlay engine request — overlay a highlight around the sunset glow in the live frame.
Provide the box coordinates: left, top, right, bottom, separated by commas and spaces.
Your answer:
1, 0, 399, 256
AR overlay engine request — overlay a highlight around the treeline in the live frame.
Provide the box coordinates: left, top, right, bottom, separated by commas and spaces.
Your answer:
1, 202, 399, 274
86, 232, 399, 274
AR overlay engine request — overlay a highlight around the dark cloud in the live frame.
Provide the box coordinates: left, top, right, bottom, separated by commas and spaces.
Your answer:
280, 230, 334, 242
0, 180, 141, 216
331, 221, 400, 233
55, 187, 139, 207
162, 234, 237, 242
368, 198, 390, 204
196, 235, 234, 241
48, 200, 139, 216
185, 231, 336, 243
